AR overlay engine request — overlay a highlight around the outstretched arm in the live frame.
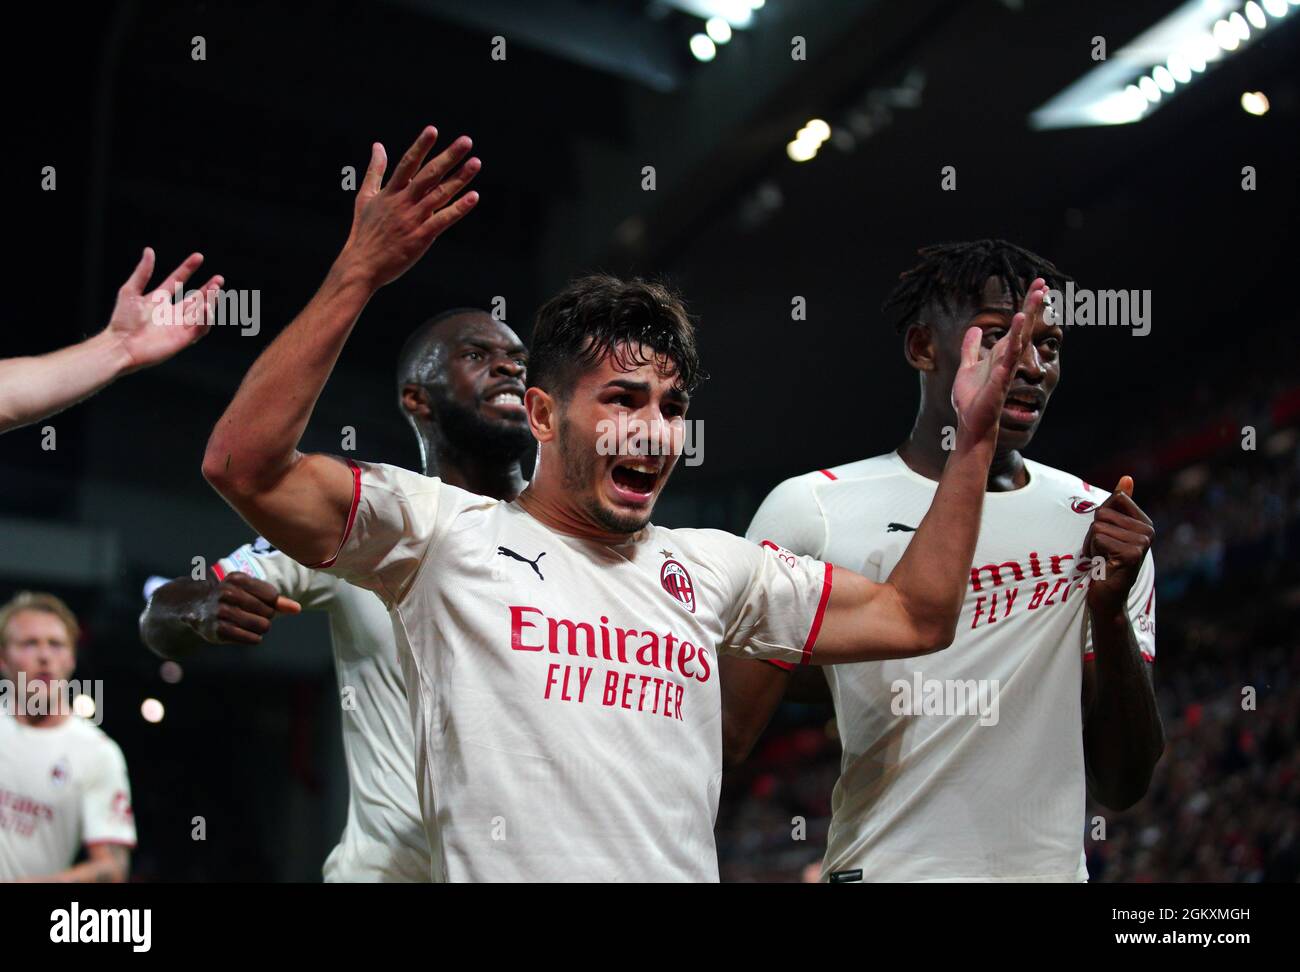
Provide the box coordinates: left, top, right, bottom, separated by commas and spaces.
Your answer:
812, 280, 1046, 663
0, 248, 221, 433
202, 127, 480, 564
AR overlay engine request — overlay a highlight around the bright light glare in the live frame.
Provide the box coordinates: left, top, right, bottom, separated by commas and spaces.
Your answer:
1241, 90, 1270, 115
689, 34, 716, 61
801, 118, 831, 142
1213, 19, 1239, 49
786, 139, 817, 162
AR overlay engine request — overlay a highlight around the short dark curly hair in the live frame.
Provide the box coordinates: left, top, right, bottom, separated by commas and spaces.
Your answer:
528, 274, 704, 400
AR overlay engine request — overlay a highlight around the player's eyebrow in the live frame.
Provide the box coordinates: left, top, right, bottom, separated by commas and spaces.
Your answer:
464, 339, 528, 356
971, 304, 1015, 319
602, 378, 689, 405
603, 378, 649, 392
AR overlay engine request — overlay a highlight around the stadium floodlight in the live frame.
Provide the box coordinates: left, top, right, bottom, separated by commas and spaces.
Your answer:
1241, 90, 1271, 114
787, 118, 832, 162
786, 139, 817, 162
689, 33, 717, 61
1030, 0, 1296, 129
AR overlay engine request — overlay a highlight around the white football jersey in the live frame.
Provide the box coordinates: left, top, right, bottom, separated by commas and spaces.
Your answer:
213, 540, 430, 882
318, 461, 833, 882
747, 452, 1155, 883
0, 712, 136, 880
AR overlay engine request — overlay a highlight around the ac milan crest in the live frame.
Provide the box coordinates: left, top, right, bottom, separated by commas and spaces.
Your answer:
50, 759, 69, 787
111, 791, 134, 821
660, 559, 696, 614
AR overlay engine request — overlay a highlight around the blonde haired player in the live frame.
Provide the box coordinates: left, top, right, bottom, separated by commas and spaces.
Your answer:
0, 592, 136, 882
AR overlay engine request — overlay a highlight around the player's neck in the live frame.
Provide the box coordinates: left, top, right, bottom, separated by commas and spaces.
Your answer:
898, 411, 1029, 492
418, 429, 528, 503
515, 480, 642, 545
429, 452, 527, 503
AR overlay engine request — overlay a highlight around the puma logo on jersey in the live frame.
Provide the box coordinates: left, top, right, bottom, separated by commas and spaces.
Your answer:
498, 546, 546, 580
886, 522, 917, 533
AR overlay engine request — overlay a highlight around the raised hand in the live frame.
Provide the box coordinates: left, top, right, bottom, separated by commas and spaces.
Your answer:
108, 247, 224, 373
1084, 476, 1155, 613
950, 277, 1044, 444
336, 125, 481, 290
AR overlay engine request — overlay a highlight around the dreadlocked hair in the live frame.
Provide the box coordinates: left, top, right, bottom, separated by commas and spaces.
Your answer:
881, 239, 1071, 333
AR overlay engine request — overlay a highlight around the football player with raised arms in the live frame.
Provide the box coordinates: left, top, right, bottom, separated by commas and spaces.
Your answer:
201, 128, 1045, 881
728, 240, 1163, 882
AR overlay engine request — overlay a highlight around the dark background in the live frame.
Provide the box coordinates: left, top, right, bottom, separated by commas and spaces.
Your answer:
2, 0, 1297, 880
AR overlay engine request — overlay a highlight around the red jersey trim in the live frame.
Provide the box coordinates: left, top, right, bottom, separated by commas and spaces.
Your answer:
310, 460, 362, 570
211, 562, 226, 581
818, 469, 838, 481
801, 562, 833, 665
763, 658, 795, 672
85, 839, 137, 849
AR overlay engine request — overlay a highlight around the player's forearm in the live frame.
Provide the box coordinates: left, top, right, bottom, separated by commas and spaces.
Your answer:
884, 430, 995, 649
203, 261, 374, 494
0, 330, 132, 433
39, 853, 129, 884
1084, 609, 1164, 810
139, 578, 217, 660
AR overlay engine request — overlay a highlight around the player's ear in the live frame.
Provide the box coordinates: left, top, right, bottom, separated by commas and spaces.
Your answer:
400, 383, 432, 421
525, 387, 557, 443
903, 322, 938, 372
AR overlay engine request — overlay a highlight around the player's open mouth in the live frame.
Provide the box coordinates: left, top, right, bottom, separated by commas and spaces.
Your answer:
609, 459, 661, 503
1002, 391, 1043, 425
